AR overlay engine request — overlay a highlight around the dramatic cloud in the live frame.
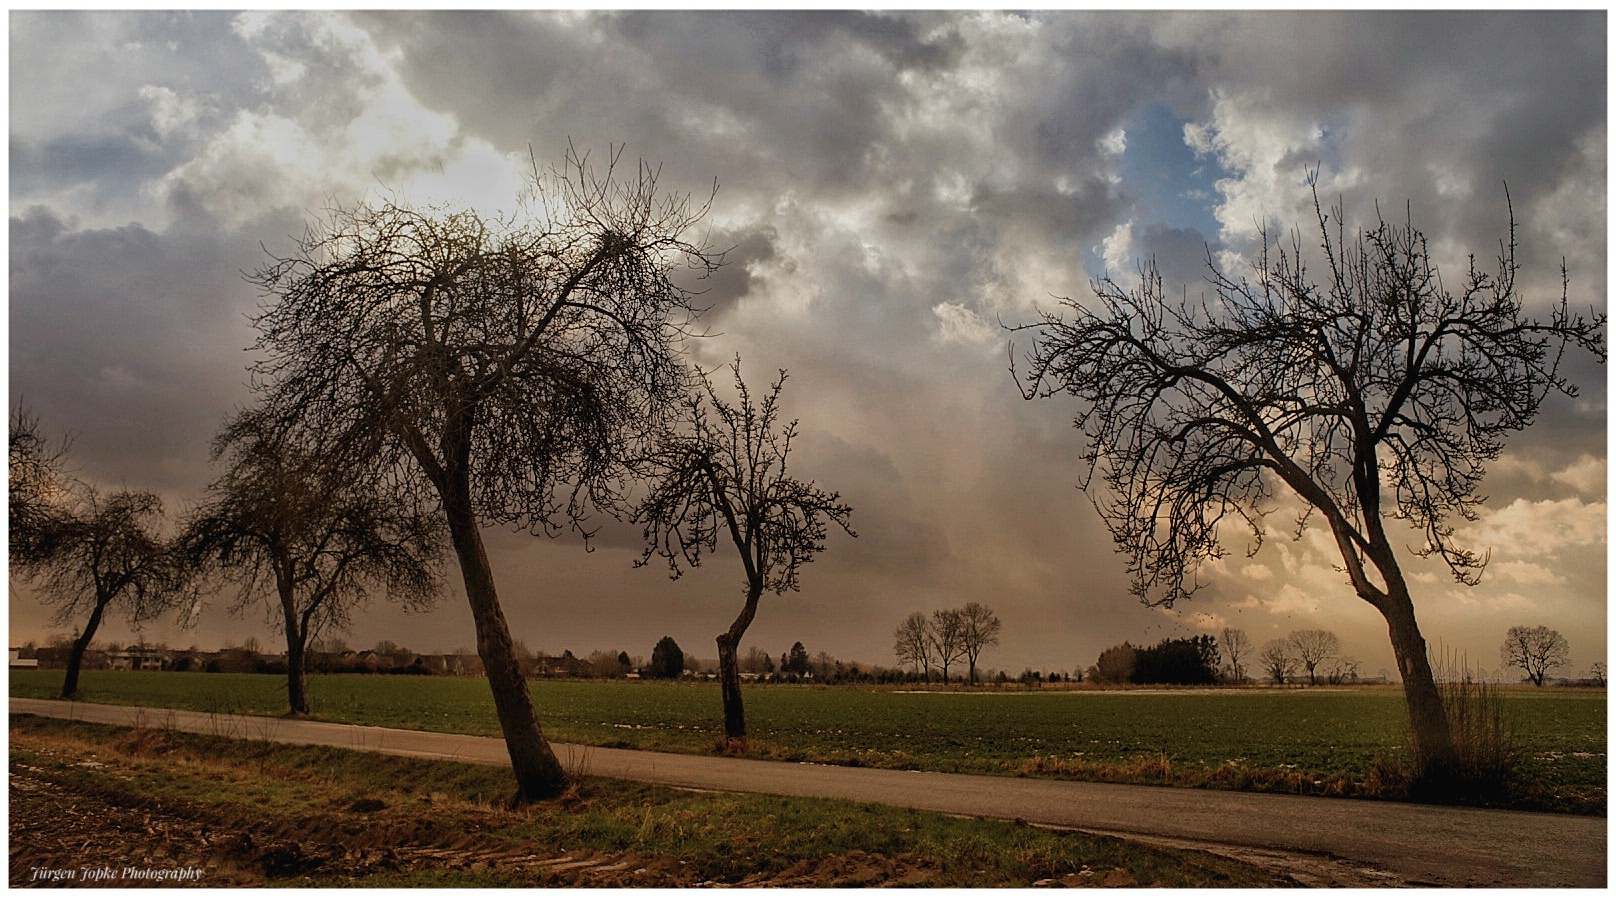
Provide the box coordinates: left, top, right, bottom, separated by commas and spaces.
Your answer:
10, 11, 1605, 676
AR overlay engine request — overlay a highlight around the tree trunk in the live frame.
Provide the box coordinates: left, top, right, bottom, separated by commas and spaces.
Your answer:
61, 597, 109, 699
277, 572, 311, 716
443, 487, 567, 803
1380, 587, 1457, 773
716, 582, 763, 743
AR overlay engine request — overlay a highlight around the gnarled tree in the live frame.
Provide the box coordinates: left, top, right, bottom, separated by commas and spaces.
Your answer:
183, 410, 442, 715
1016, 184, 1604, 774
247, 148, 717, 801
25, 488, 194, 698
636, 360, 853, 742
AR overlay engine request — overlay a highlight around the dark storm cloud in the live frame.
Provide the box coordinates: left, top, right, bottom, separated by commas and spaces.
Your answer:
11, 134, 171, 194
9, 206, 261, 496
969, 178, 1121, 240
8, 11, 1605, 672
1130, 223, 1219, 291
674, 225, 777, 324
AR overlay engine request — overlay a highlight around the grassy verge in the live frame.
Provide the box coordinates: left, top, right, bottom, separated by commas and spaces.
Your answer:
11, 671, 1604, 814
8, 715, 1285, 888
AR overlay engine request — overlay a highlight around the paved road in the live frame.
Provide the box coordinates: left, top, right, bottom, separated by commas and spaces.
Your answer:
11, 698, 1605, 887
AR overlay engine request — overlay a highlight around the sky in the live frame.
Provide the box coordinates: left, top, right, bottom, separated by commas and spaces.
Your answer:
8, 10, 1608, 680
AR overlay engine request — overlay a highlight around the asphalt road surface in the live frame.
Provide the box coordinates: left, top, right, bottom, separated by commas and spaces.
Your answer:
11, 697, 1605, 887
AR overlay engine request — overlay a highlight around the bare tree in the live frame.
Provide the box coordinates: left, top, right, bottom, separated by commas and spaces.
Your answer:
246, 148, 718, 802
1220, 627, 1251, 684
928, 608, 967, 683
183, 410, 442, 715
957, 601, 1003, 685
637, 359, 853, 742
1093, 642, 1137, 684
1015, 180, 1604, 770
584, 650, 628, 678
24, 488, 195, 698
813, 650, 838, 680
1288, 629, 1341, 686
1590, 662, 1606, 688
1499, 625, 1570, 687
893, 612, 934, 681
1258, 639, 1296, 684
741, 645, 775, 675
9, 404, 73, 567
1326, 657, 1362, 685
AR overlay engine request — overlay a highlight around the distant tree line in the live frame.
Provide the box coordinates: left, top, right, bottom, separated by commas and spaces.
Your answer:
1085, 628, 1370, 687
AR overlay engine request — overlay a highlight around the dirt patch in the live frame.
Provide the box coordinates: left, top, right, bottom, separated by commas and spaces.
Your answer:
1029, 824, 1414, 888
10, 764, 260, 887
8, 757, 693, 888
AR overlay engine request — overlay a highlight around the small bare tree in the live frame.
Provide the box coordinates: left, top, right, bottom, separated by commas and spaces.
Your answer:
1590, 662, 1606, 688
1015, 181, 1603, 770
1220, 627, 1251, 684
928, 608, 967, 683
1289, 629, 1341, 686
1499, 625, 1570, 687
893, 611, 934, 681
183, 410, 442, 715
1258, 639, 1296, 684
636, 359, 853, 742
25, 488, 195, 698
1326, 657, 1362, 685
247, 148, 718, 801
957, 601, 1003, 685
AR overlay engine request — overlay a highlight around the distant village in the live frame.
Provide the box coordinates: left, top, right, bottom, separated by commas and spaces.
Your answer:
7, 637, 1077, 686
6, 639, 908, 683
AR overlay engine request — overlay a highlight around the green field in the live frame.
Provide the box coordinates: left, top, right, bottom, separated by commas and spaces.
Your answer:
10, 670, 1605, 812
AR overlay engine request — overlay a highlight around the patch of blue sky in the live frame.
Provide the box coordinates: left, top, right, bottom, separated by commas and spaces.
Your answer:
1083, 102, 1230, 279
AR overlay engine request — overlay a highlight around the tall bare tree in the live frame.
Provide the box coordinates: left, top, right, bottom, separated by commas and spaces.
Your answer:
636, 360, 853, 742
893, 611, 934, 681
1016, 181, 1604, 772
1288, 629, 1341, 686
24, 488, 195, 698
929, 607, 967, 683
957, 601, 1002, 685
246, 148, 718, 801
183, 411, 442, 714
1499, 625, 1570, 687
1220, 627, 1251, 684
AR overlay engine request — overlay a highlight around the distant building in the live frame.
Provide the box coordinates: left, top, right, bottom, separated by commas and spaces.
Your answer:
107, 649, 171, 671
9, 648, 38, 669
532, 654, 591, 678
